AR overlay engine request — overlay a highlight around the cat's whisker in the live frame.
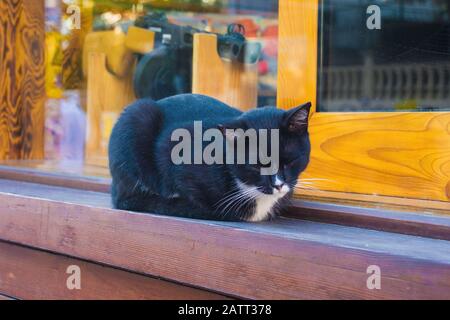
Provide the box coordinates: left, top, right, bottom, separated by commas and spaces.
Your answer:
213, 187, 248, 210
295, 183, 317, 188
298, 180, 318, 184
132, 179, 141, 193
223, 192, 246, 211
296, 182, 316, 186
226, 188, 257, 213
213, 189, 242, 209
294, 188, 318, 191
237, 196, 258, 220
236, 188, 258, 210
294, 185, 319, 191
218, 190, 250, 218
221, 187, 259, 219
234, 192, 259, 220
297, 182, 317, 185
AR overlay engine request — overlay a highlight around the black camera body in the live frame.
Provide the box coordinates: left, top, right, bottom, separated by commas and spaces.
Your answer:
133, 13, 262, 100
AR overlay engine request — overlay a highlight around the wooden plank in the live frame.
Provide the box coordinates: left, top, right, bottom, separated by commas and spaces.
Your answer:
295, 188, 450, 213
0, 179, 111, 207
192, 33, 258, 111
0, 179, 449, 299
0, 160, 111, 178
83, 30, 138, 80
0, 240, 227, 300
124, 26, 155, 55
0, 165, 110, 193
85, 51, 136, 167
0, 171, 448, 240
0, 0, 45, 160
288, 200, 450, 241
301, 112, 450, 202
0, 294, 15, 300
277, 0, 318, 111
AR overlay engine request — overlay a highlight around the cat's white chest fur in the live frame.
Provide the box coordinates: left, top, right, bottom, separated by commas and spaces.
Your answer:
248, 194, 284, 222
237, 179, 289, 222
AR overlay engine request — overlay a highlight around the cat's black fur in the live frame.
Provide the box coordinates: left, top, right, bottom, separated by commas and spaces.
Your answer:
109, 94, 311, 222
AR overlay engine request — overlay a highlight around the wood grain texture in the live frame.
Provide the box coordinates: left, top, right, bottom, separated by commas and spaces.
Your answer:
301, 113, 450, 203
85, 51, 135, 167
0, 179, 449, 300
0, 240, 227, 300
2, 164, 450, 242
192, 33, 258, 111
277, 0, 318, 111
1, 175, 450, 241
124, 26, 155, 55
82, 30, 138, 79
296, 188, 450, 212
288, 200, 450, 241
277, 0, 450, 204
0, 164, 111, 193
0, 0, 45, 160
0, 159, 111, 178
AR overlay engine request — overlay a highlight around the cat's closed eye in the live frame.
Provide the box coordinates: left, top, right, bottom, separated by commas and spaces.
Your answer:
284, 158, 299, 169
248, 164, 265, 173
247, 163, 273, 175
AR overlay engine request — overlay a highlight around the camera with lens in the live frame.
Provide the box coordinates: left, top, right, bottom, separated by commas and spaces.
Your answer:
132, 12, 262, 100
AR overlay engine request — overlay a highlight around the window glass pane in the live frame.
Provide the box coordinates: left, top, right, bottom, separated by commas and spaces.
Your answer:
318, 0, 450, 112
0, 0, 278, 177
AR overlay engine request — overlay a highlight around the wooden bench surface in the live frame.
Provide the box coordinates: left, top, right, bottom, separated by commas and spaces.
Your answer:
0, 240, 227, 300
0, 179, 449, 299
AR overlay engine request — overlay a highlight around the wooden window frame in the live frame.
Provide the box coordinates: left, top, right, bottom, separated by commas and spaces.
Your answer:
278, 0, 450, 209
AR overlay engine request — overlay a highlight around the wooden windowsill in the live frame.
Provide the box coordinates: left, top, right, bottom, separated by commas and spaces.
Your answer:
1, 164, 449, 241
0, 178, 449, 299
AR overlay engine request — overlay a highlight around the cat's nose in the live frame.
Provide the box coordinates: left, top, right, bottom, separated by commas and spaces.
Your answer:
272, 177, 285, 192
273, 184, 284, 191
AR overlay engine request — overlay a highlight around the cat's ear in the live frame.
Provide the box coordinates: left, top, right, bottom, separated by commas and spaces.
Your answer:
282, 102, 312, 134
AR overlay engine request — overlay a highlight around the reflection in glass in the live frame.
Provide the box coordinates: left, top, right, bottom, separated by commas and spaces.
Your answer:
41, 0, 278, 168
318, 0, 450, 112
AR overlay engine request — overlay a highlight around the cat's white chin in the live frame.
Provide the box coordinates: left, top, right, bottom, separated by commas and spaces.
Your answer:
236, 180, 290, 222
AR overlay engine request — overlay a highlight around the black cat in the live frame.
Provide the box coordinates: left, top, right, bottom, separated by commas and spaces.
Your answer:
109, 94, 311, 222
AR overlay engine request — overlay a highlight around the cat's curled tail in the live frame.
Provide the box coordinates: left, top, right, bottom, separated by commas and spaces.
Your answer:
109, 99, 163, 210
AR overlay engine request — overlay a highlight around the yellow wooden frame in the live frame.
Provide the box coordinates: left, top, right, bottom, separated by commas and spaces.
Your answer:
278, 0, 450, 208
192, 33, 258, 111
